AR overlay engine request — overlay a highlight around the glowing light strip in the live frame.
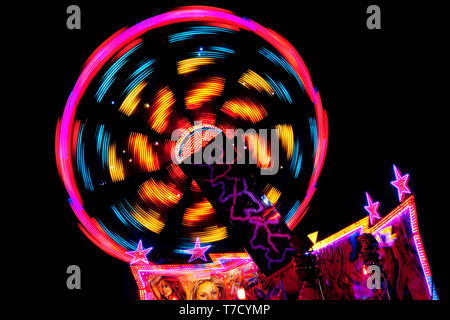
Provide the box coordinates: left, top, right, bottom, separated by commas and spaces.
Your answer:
222, 98, 268, 123
128, 132, 160, 172
119, 80, 147, 116
148, 87, 175, 134
259, 47, 305, 92
185, 77, 225, 110
183, 197, 215, 227
368, 196, 412, 234
96, 218, 137, 251
95, 124, 105, 156
128, 203, 166, 234
75, 122, 94, 191
138, 178, 181, 209
95, 41, 143, 102
168, 26, 236, 43
94, 124, 111, 173
264, 73, 292, 103
239, 69, 275, 95
188, 225, 228, 243
123, 58, 155, 97
283, 200, 301, 224
246, 131, 272, 168
108, 143, 125, 182
111, 200, 146, 232
274, 124, 294, 160
57, 6, 326, 262
312, 218, 368, 251
290, 136, 303, 178
309, 117, 317, 153
208, 46, 235, 54
177, 57, 216, 75
263, 184, 281, 205
191, 50, 228, 59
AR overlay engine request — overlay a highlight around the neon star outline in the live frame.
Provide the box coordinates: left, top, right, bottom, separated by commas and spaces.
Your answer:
364, 192, 381, 225
391, 165, 411, 202
183, 237, 211, 263
125, 240, 153, 265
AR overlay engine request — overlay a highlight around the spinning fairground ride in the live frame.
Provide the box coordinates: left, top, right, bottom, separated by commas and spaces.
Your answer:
56, 6, 438, 300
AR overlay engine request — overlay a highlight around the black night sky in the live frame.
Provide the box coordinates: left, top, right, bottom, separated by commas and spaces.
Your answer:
28, 0, 445, 303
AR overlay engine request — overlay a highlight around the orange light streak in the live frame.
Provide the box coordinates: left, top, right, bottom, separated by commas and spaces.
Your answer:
148, 87, 175, 134
275, 124, 294, 160
130, 203, 165, 234
119, 80, 147, 116
263, 184, 281, 205
246, 132, 272, 168
183, 197, 216, 227
108, 143, 125, 182
238, 69, 274, 95
138, 178, 181, 208
128, 133, 160, 172
177, 57, 215, 75
189, 225, 228, 243
221, 97, 267, 123
185, 77, 224, 110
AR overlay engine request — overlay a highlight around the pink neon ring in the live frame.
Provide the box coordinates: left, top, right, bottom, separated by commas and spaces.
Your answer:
56, 6, 327, 262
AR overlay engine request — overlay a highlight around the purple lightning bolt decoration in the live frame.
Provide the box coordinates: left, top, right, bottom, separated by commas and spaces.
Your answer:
180, 136, 298, 275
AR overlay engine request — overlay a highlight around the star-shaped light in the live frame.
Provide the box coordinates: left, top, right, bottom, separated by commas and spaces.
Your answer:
364, 192, 381, 225
125, 240, 153, 265
390, 165, 411, 202
183, 237, 211, 263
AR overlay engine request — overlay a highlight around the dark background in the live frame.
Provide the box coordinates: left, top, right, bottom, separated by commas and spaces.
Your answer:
25, 0, 445, 305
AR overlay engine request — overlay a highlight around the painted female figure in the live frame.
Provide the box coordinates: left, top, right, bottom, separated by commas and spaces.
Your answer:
150, 275, 186, 300
190, 277, 225, 300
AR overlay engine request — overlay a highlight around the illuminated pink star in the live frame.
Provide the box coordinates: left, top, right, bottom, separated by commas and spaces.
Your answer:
390, 165, 411, 202
184, 237, 211, 262
364, 192, 381, 225
125, 240, 153, 265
